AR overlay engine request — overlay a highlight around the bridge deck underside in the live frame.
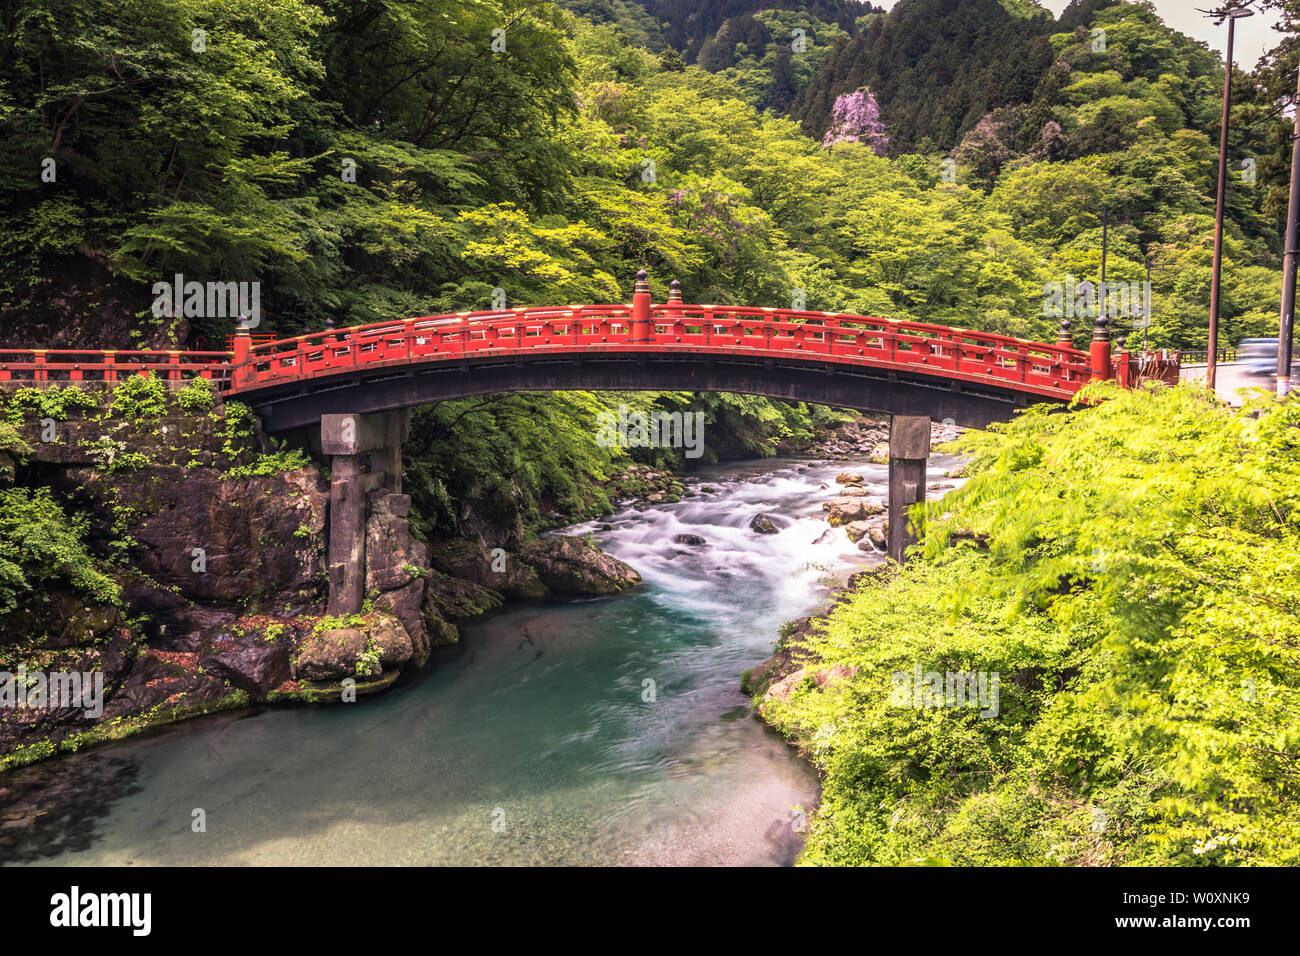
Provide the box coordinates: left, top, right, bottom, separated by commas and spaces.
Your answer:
239, 351, 1062, 432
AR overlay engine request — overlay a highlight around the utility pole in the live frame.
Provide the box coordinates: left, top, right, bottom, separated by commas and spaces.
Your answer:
1144, 259, 1152, 353
1279, 60, 1300, 397
1208, 3, 1255, 391
1101, 209, 1109, 286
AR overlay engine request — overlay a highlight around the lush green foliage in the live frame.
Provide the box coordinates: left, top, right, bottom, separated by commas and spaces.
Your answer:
0, 386, 99, 425
0, 487, 119, 616
762, 385, 1300, 866
109, 375, 170, 419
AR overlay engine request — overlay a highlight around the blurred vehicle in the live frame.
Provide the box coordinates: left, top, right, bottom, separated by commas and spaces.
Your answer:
1238, 338, 1277, 376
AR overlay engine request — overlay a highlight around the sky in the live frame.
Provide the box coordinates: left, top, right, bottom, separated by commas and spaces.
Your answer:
869, 1, 1285, 68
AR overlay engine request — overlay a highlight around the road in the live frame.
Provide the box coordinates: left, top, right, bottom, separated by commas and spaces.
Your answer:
1179, 361, 1278, 406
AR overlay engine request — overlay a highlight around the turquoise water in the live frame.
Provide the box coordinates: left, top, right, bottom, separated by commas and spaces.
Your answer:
6, 455, 954, 866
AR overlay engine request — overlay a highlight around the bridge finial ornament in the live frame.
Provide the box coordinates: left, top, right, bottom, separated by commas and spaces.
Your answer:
1056, 318, 1072, 348
635, 269, 650, 296
668, 279, 681, 304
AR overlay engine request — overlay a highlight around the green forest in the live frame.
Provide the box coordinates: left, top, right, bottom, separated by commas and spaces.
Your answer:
2, 0, 1300, 866
4, 0, 1297, 533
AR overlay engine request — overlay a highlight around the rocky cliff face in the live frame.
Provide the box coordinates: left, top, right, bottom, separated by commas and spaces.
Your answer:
0, 385, 643, 768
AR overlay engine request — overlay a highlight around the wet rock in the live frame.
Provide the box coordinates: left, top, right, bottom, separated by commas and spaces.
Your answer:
749, 513, 782, 534
102, 648, 230, 721
423, 603, 460, 648
673, 533, 708, 546
827, 498, 884, 525
834, 472, 863, 486
844, 520, 872, 543
869, 442, 891, 463
517, 535, 641, 595
427, 539, 546, 600
374, 578, 427, 658
365, 495, 426, 594
9, 593, 121, 650
764, 667, 806, 703
370, 614, 414, 668
294, 627, 366, 681
811, 528, 836, 545
423, 569, 503, 620
65, 465, 328, 609
199, 628, 291, 696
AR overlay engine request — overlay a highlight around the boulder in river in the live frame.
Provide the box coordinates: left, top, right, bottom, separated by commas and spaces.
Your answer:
294, 627, 367, 681
844, 520, 872, 543
673, 533, 708, 546
199, 626, 292, 696
834, 472, 863, 486
749, 512, 782, 534
517, 535, 641, 595
827, 498, 883, 525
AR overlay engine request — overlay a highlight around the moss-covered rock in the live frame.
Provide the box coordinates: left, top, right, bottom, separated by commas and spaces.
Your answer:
517, 535, 641, 595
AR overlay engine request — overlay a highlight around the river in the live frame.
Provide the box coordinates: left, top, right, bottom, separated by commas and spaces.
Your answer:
4, 452, 960, 866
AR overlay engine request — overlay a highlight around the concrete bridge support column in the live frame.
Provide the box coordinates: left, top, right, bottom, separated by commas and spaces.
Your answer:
887, 415, 930, 565
327, 452, 366, 614
322, 409, 410, 614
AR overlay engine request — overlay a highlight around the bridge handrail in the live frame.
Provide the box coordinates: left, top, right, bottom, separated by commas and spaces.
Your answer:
0, 289, 1114, 401
0, 349, 232, 385
217, 302, 1094, 398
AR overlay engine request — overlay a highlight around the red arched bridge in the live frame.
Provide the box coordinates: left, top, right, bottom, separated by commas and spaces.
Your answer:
0, 271, 1166, 586
0, 272, 1148, 432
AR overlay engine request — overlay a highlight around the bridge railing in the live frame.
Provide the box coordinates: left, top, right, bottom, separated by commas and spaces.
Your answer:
222, 301, 1093, 399
646, 305, 1093, 394
231, 305, 640, 389
0, 349, 232, 386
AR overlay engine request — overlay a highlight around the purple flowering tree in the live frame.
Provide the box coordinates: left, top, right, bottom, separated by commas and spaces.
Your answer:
822, 89, 889, 155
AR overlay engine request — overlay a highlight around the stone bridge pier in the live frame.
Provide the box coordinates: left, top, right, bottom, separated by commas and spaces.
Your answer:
320, 410, 409, 615
888, 414, 930, 565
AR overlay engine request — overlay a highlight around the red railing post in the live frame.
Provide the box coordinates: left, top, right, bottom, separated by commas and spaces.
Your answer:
631, 269, 652, 343
1089, 315, 1112, 382
231, 327, 252, 389
1115, 337, 1132, 388
34, 351, 46, 383
667, 279, 683, 343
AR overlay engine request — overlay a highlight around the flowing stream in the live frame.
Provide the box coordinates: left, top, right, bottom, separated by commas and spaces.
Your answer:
4, 453, 960, 866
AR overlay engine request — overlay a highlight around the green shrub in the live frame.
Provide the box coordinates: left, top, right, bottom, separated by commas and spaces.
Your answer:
1, 385, 99, 425
0, 487, 119, 616
766, 384, 1300, 867
110, 374, 169, 418
176, 376, 216, 411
